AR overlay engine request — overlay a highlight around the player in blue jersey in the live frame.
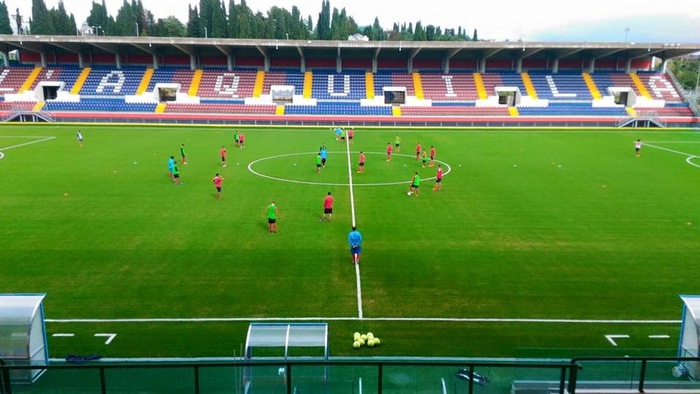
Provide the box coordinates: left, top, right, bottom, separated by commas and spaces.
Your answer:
167, 155, 175, 181
348, 226, 362, 264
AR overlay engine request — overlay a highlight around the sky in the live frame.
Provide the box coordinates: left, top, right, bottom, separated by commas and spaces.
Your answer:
3, 0, 700, 42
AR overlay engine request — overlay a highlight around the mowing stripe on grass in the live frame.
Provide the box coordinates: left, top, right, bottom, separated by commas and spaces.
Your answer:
45, 317, 680, 324
344, 136, 364, 320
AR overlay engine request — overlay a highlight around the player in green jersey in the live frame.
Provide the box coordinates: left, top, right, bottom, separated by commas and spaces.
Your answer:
267, 202, 278, 233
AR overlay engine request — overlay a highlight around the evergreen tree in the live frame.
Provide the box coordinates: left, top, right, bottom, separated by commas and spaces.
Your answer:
30, 0, 55, 34
115, 0, 137, 36
211, 0, 227, 38
86, 0, 115, 36
234, 0, 253, 38
198, 0, 211, 37
131, 0, 148, 36
186, 5, 200, 37
425, 24, 435, 41
227, 0, 238, 37
329, 7, 340, 39
288, 6, 301, 39
315, 0, 330, 40
413, 21, 426, 41
51, 1, 76, 35
371, 17, 384, 40
472, 29, 478, 41
0, 1, 13, 34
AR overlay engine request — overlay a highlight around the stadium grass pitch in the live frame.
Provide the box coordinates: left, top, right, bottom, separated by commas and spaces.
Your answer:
1, 124, 699, 358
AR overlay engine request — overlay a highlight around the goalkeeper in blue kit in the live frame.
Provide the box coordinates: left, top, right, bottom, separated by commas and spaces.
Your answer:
348, 226, 362, 265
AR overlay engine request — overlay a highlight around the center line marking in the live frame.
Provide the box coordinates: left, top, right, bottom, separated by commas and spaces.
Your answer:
344, 135, 363, 319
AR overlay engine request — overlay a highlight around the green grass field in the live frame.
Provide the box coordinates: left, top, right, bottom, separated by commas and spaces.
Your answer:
1, 124, 699, 359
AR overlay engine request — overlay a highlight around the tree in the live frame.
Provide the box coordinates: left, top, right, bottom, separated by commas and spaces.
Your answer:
472, 29, 478, 41
0, 1, 13, 34
87, 0, 115, 36
371, 17, 384, 40
30, 0, 55, 34
227, 0, 237, 37
234, 0, 253, 38
425, 24, 435, 41
115, 0, 137, 36
669, 59, 700, 95
50, 1, 76, 35
151, 15, 186, 37
211, 0, 227, 37
315, 0, 330, 40
186, 5, 200, 37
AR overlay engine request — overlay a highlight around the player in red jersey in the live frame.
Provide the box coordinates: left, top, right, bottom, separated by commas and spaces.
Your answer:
429, 145, 436, 167
415, 142, 423, 160
319, 192, 334, 222
386, 142, 393, 161
347, 128, 355, 144
220, 146, 227, 167
212, 173, 225, 199
357, 151, 365, 173
239, 132, 245, 149
432, 164, 443, 191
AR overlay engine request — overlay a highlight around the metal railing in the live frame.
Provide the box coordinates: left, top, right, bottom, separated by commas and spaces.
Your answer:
0, 358, 577, 394
3, 356, 700, 394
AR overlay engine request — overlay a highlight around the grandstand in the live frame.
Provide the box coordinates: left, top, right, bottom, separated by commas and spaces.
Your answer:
0, 36, 698, 126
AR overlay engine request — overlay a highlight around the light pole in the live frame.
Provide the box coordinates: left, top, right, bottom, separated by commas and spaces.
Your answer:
286, 33, 289, 40
624, 27, 630, 43
135, 22, 139, 37
204, 27, 208, 39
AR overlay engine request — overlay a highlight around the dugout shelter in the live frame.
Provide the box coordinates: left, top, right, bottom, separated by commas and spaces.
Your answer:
0, 294, 49, 384
678, 295, 700, 380
243, 322, 329, 392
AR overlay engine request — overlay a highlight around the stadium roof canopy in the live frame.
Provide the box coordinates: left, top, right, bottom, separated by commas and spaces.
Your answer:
1, 35, 698, 72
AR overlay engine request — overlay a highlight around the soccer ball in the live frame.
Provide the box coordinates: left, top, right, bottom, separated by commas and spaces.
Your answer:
367, 339, 375, 347
353, 332, 361, 340
366, 332, 374, 339
373, 338, 381, 346
353, 341, 361, 349
360, 334, 368, 341
407, 191, 412, 196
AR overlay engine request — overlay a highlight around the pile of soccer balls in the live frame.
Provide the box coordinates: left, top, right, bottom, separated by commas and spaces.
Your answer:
352, 332, 381, 349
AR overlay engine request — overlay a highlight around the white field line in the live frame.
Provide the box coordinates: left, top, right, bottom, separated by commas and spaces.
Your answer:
643, 142, 700, 168
0, 136, 56, 151
247, 151, 451, 186
344, 137, 363, 319
44, 317, 680, 324
643, 142, 697, 158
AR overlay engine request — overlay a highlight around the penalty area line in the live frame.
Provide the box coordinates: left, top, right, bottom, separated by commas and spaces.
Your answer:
44, 317, 680, 324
